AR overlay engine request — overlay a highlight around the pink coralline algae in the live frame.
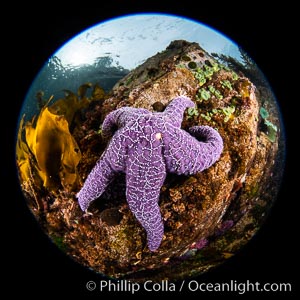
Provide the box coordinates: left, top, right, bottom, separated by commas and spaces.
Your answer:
76, 96, 223, 251
215, 220, 235, 236
191, 238, 209, 250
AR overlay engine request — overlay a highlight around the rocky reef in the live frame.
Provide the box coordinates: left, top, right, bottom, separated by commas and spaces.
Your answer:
16, 40, 283, 281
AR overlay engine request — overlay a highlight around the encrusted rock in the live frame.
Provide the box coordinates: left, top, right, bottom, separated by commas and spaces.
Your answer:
19, 40, 282, 281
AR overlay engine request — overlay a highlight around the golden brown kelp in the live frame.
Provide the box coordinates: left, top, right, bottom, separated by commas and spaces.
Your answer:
17, 102, 81, 191
16, 83, 107, 193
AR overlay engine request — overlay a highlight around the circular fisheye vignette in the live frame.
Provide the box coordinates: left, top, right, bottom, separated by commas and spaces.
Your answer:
15, 12, 285, 281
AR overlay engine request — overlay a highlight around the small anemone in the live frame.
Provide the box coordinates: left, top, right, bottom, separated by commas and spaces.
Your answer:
181, 55, 191, 62
152, 101, 166, 112
188, 61, 197, 69
259, 107, 269, 119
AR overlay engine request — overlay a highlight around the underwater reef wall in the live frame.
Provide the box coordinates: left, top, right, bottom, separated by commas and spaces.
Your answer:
16, 40, 281, 281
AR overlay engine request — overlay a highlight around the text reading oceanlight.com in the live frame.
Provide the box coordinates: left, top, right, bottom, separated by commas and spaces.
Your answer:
86, 280, 292, 294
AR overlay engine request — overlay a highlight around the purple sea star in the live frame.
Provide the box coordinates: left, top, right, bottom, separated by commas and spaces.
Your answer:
76, 96, 223, 251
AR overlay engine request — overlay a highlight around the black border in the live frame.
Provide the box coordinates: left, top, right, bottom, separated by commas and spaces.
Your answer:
5, 2, 296, 297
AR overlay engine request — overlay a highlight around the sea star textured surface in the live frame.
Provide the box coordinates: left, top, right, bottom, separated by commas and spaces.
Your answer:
77, 96, 223, 251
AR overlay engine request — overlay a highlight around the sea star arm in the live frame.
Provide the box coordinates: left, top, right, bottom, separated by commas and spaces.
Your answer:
188, 125, 224, 170
163, 96, 195, 127
76, 156, 115, 211
102, 107, 150, 140
125, 143, 166, 251
164, 125, 223, 175
76, 132, 127, 211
